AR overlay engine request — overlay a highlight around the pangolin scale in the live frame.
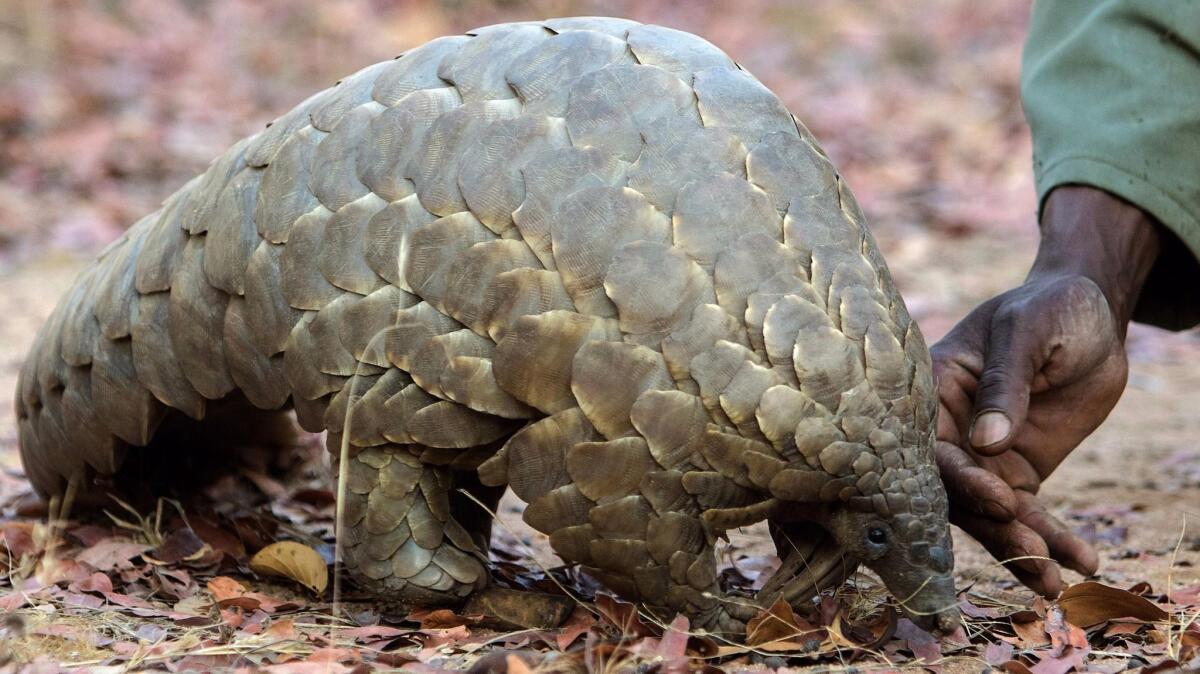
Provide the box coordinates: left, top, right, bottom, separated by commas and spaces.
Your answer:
15, 17, 959, 635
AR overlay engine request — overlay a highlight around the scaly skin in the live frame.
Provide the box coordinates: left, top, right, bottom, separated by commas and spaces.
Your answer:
16, 18, 959, 637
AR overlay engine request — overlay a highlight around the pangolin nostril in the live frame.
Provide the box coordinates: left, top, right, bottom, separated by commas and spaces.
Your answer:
928, 545, 952, 573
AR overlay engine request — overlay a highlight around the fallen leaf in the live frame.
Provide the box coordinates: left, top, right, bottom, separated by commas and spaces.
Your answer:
408, 607, 483, 629
1028, 648, 1087, 674
0, 522, 38, 558
207, 576, 249, 603
338, 624, 409, 642
1043, 604, 1088, 655
505, 653, 533, 674
1142, 661, 1184, 674
76, 538, 147, 572
595, 594, 656, 638
1059, 581, 1169, 627
984, 641, 1014, 666
70, 571, 114, 595
264, 618, 298, 640
249, 541, 328, 595
554, 607, 597, 650
745, 597, 822, 646
839, 605, 898, 650
960, 595, 1002, 619
419, 624, 472, 650
1170, 583, 1200, 607
144, 528, 211, 565
895, 618, 941, 664
655, 614, 690, 660
1127, 581, 1155, 596
187, 516, 247, 561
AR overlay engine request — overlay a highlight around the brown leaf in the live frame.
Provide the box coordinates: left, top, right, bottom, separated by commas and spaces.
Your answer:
188, 516, 247, 560
1170, 583, 1200, 607
745, 597, 822, 646
0, 522, 38, 558
249, 541, 328, 595
1126, 581, 1155, 596
1028, 648, 1087, 674
231, 514, 279, 552
1001, 661, 1034, 674
1102, 621, 1142, 638
895, 617, 941, 664
984, 641, 1014, 666
1142, 661, 1184, 674
408, 608, 484, 629
419, 624, 472, 651
555, 606, 597, 650
1059, 581, 1169, 627
1012, 615, 1050, 649
1043, 604, 1088, 655
959, 595, 1002, 619
339, 625, 409, 641
595, 594, 656, 638
144, 528, 210, 565
840, 605, 897, 650
69, 571, 113, 595
207, 576, 248, 603
505, 654, 533, 674
76, 538, 147, 571
655, 614, 690, 660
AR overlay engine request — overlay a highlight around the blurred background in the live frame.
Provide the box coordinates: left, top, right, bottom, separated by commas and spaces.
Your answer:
0, 0, 1035, 336
0, 0, 1196, 591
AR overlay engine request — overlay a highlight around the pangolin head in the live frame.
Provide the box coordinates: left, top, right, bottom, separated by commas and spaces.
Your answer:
763, 353, 959, 635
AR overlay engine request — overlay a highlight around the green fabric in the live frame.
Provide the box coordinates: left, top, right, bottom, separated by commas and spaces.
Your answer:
1022, 1, 1200, 329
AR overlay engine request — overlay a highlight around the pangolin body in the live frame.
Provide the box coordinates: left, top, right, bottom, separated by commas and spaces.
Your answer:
16, 18, 958, 634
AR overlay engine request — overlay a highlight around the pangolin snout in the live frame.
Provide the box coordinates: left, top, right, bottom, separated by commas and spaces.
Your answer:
894, 569, 960, 637
910, 603, 962, 637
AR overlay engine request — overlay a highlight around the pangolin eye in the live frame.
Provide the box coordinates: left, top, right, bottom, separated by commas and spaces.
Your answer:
867, 527, 888, 545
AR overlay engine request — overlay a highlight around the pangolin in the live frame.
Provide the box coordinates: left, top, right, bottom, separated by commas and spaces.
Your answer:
15, 17, 960, 636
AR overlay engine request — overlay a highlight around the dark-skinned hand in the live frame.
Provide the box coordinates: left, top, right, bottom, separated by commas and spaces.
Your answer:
931, 186, 1162, 597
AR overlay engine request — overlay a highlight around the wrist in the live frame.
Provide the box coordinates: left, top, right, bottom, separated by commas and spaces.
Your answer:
1028, 186, 1162, 330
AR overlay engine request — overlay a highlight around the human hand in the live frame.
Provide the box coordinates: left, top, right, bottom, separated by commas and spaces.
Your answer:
931, 186, 1162, 596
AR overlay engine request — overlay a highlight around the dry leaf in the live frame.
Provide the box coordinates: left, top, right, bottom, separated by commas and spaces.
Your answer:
1012, 618, 1049, 648
144, 528, 211, 565
1059, 581, 1169, 627
595, 594, 656, 638
653, 614, 690, 660
984, 641, 1014, 666
207, 576, 249, 603
249, 541, 328, 595
745, 597, 823, 646
505, 653, 534, 674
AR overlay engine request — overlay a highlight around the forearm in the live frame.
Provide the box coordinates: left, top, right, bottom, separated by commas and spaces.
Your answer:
1029, 186, 1162, 332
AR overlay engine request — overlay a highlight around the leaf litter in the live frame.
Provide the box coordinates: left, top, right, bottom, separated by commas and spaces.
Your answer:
4, 477, 1194, 673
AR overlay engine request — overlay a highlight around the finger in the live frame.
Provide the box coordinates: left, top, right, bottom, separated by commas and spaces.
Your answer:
1014, 490, 1100, 577
934, 441, 1018, 521
953, 510, 1064, 597
969, 307, 1041, 456
932, 334, 984, 447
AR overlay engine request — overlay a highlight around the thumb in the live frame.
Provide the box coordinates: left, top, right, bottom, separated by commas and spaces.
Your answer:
969, 309, 1040, 456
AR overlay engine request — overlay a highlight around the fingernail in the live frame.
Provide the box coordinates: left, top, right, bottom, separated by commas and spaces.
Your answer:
982, 499, 1014, 520
971, 411, 1012, 448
